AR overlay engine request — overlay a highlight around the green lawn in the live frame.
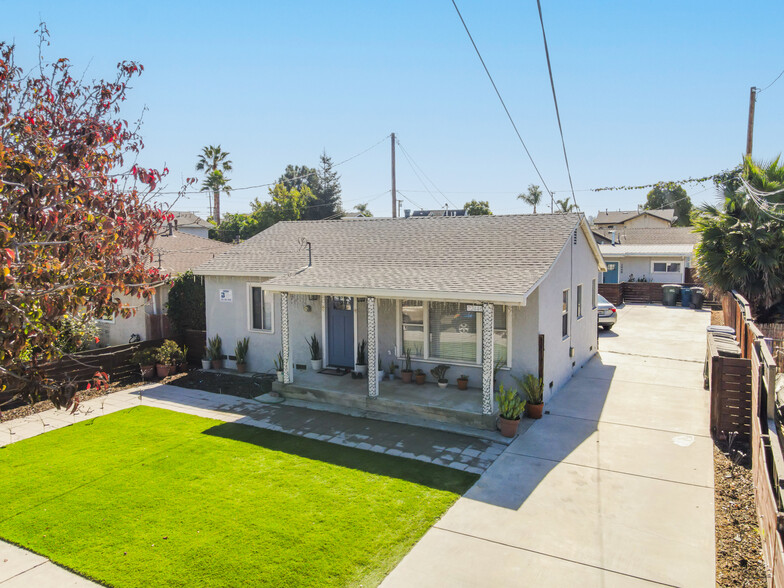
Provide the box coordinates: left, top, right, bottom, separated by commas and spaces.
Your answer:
0, 406, 477, 587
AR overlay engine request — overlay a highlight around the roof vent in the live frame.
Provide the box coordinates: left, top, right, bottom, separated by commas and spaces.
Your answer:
404, 209, 411, 218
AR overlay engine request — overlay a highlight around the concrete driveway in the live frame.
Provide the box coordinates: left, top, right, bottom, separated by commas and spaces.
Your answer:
382, 304, 714, 587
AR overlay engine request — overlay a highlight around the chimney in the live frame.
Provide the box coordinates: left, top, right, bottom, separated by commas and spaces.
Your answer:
404, 209, 411, 218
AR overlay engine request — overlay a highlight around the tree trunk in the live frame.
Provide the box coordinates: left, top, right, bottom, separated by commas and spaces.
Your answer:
213, 189, 220, 225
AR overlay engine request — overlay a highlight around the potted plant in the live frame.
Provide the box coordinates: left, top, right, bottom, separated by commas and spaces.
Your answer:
401, 348, 413, 383
201, 346, 211, 370
414, 368, 426, 385
457, 374, 469, 390
388, 361, 398, 381
154, 339, 180, 378
131, 348, 156, 380
431, 364, 450, 389
355, 339, 367, 375
515, 373, 544, 419
208, 334, 223, 369
496, 384, 526, 438
177, 345, 189, 372
273, 351, 285, 382
376, 355, 385, 384
492, 357, 505, 390
235, 337, 250, 373
306, 334, 322, 371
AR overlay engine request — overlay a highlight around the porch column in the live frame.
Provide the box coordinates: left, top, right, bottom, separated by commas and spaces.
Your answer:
281, 292, 291, 384
481, 302, 494, 415
367, 296, 378, 397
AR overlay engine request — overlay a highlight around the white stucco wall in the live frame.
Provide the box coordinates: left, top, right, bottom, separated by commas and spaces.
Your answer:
602, 256, 688, 284
537, 227, 599, 402
178, 226, 211, 239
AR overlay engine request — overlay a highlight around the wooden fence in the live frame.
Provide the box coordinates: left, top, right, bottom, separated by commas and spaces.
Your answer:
758, 322, 784, 373
598, 281, 710, 306
723, 291, 784, 586
708, 333, 752, 440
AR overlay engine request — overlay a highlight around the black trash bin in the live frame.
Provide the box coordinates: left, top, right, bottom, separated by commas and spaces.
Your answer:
662, 284, 680, 306
691, 287, 705, 309
681, 287, 692, 308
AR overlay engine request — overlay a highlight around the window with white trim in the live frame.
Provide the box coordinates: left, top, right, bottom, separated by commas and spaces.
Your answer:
592, 278, 597, 309
652, 261, 681, 273
576, 284, 583, 319
399, 302, 508, 365
562, 289, 569, 338
249, 286, 273, 332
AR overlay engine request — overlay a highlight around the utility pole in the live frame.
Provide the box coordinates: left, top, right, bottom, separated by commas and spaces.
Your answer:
391, 132, 397, 218
746, 86, 757, 159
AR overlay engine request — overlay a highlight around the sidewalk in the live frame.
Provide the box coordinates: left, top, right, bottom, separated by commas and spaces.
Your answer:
382, 304, 715, 587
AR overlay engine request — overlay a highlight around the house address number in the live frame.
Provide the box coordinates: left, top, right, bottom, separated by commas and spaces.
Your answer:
219, 289, 233, 303
466, 305, 483, 312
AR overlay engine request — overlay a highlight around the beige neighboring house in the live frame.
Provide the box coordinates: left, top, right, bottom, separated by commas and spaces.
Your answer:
171, 211, 213, 239
592, 226, 700, 284
96, 230, 231, 347
594, 208, 676, 229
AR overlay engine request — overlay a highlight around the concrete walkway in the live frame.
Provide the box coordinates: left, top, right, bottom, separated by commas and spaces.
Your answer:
383, 304, 715, 587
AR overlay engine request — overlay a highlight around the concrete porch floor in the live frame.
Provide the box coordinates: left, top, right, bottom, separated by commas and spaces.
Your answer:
272, 369, 496, 430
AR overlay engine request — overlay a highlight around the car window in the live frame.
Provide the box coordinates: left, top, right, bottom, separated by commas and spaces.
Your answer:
597, 294, 610, 305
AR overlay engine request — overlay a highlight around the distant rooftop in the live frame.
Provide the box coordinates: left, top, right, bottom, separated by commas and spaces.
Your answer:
592, 226, 700, 246
594, 209, 676, 225
171, 211, 213, 229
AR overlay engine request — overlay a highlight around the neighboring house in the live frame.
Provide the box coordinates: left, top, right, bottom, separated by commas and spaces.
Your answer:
96, 230, 231, 346
593, 227, 700, 284
195, 213, 605, 430
594, 208, 676, 229
171, 211, 213, 239
409, 209, 467, 217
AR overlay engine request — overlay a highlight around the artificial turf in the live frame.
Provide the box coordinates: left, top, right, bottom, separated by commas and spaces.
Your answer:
0, 406, 477, 587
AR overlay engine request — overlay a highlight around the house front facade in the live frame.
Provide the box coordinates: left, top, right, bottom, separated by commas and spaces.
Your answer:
196, 214, 605, 430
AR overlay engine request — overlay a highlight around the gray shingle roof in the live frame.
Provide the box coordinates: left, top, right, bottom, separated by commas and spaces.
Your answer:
594, 209, 675, 224
151, 231, 232, 276
171, 211, 213, 229
195, 214, 601, 303
592, 227, 700, 245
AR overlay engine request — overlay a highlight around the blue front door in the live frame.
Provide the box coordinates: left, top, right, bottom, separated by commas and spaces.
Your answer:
327, 296, 354, 368
604, 262, 619, 284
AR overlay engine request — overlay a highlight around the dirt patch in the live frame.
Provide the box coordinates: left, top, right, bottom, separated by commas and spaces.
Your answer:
166, 370, 274, 399
714, 441, 767, 586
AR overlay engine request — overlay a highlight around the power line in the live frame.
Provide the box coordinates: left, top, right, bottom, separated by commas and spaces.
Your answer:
449, 0, 553, 198
758, 68, 784, 93
154, 134, 390, 196
395, 139, 459, 209
396, 142, 443, 208
396, 190, 426, 211
536, 0, 577, 210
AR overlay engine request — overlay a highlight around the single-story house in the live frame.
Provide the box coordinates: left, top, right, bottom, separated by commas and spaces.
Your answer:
594, 208, 676, 229
96, 229, 231, 346
171, 211, 213, 239
195, 213, 605, 429
593, 227, 700, 284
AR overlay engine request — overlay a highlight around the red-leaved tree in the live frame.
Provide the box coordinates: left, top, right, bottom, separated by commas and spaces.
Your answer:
0, 27, 187, 407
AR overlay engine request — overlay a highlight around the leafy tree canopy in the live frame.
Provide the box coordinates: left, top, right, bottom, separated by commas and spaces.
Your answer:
556, 197, 576, 213
693, 157, 784, 319
464, 200, 492, 215
166, 271, 205, 334
517, 184, 543, 213
644, 182, 692, 226
353, 203, 372, 217
0, 28, 181, 406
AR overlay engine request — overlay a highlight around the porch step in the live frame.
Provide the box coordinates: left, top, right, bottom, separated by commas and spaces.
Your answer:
272, 381, 497, 431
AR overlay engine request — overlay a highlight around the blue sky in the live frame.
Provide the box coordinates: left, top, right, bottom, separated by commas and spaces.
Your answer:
2, 1, 783, 218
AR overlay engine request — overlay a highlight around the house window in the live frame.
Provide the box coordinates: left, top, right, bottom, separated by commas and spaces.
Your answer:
96, 312, 114, 324
494, 306, 508, 366
562, 289, 569, 338
401, 300, 424, 357
652, 261, 681, 273
399, 302, 509, 365
592, 278, 597, 309
250, 286, 273, 331
576, 284, 583, 319
429, 302, 477, 363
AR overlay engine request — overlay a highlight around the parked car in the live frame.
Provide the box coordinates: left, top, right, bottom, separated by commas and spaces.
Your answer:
597, 294, 617, 330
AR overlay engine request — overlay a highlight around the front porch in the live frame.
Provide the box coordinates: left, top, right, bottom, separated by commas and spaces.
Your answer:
272, 370, 497, 430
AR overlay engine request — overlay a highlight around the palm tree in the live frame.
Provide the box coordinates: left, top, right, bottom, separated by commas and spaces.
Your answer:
196, 145, 232, 225
556, 197, 576, 213
353, 203, 372, 217
517, 184, 543, 213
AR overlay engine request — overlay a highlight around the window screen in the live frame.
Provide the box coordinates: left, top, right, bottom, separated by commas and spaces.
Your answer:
562, 290, 569, 337
494, 305, 507, 365
401, 300, 424, 357
576, 285, 583, 318
653, 262, 667, 272
251, 287, 273, 331
429, 302, 478, 363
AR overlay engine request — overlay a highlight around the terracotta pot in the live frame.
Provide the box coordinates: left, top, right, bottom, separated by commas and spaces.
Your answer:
457, 378, 468, 390
415, 373, 426, 385
211, 359, 224, 370
237, 363, 247, 374
140, 364, 155, 380
178, 362, 188, 373
155, 364, 169, 379
527, 403, 544, 419
401, 370, 413, 383
498, 416, 521, 438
